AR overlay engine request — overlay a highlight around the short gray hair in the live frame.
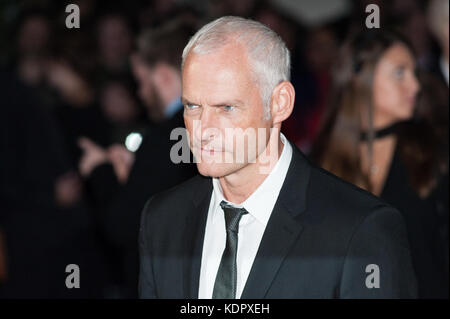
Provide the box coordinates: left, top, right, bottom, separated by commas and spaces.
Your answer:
181, 16, 291, 119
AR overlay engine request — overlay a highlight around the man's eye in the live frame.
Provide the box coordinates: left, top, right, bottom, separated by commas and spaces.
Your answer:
223, 105, 235, 112
185, 104, 199, 110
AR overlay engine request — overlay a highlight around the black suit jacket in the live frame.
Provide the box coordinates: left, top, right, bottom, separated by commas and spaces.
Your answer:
139, 143, 418, 298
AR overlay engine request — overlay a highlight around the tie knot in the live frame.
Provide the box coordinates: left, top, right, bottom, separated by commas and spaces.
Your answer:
220, 200, 248, 233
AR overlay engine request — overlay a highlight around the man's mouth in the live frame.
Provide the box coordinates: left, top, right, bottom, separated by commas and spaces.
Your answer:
200, 147, 223, 154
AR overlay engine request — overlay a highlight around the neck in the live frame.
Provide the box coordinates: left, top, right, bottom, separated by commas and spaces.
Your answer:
219, 129, 283, 204
360, 120, 408, 141
359, 134, 397, 194
361, 132, 398, 146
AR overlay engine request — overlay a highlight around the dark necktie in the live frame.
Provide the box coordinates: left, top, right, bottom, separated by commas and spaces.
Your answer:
212, 200, 248, 299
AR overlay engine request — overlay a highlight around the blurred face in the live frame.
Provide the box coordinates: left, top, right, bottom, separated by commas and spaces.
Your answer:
17, 16, 50, 55
182, 42, 272, 178
130, 55, 164, 121
98, 16, 132, 64
100, 82, 138, 124
372, 43, 420, 127
306, 28, 337, 71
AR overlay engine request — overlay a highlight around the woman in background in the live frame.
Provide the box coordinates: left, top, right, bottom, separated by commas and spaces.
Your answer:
312, 30, 448, 298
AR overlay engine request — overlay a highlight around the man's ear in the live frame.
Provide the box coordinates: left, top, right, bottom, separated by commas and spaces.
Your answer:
270, 81, 295, 125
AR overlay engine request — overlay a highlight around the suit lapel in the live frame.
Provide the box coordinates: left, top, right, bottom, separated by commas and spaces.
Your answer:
182, 177, 213, 298
240, 203, 304, 298
241, 146, 312, 298
180, 145, 312, 299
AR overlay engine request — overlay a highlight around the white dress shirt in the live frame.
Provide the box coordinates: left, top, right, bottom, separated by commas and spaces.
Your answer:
198, 133, 293, 299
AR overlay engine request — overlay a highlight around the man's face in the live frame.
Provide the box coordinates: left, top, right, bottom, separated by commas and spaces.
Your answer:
182, 42, 272, 178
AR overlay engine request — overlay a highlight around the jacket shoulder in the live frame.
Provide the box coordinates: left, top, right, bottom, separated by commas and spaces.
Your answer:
141, 174, 210, 220
308, 164, 400, 224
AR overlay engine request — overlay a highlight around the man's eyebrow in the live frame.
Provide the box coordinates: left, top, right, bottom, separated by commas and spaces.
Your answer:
210, 100, 244, 107
181, 98, 244, 106
181, 97, 195, 105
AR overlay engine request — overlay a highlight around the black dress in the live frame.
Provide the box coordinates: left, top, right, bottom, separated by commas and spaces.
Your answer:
380, 146, 449, 298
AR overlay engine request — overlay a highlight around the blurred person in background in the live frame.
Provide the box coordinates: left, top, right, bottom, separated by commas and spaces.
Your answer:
249, 1, 344, 153
252, 2, 309, 150
13, 9, 52, 87
97, 77, 147, 144
72, 10, 145, 154
282, 25, 338, 152
138, 0, 199, 29
427, 0, 449, 86
12, 9, 94, 110
95, 13, 134, 79
206, 0, 258, 19
393, 0, 450, 206
77, 19, 197, 298
0, 71, 106, 298
387, 0, 432, 70
10, 8, 105, 166
312, 30, 448, 298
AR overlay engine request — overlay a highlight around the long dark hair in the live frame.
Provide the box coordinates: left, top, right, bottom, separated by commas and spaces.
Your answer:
311, 29, 447, 197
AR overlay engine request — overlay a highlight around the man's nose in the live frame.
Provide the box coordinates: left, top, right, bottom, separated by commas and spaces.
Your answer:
199, 107, 219, 141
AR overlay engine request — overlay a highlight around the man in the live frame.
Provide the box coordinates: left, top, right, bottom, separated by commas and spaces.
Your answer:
79, 20, 197, 298
139, 16, 417, 299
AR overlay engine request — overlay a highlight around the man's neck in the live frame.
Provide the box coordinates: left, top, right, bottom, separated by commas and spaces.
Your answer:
219, 131, 284, 204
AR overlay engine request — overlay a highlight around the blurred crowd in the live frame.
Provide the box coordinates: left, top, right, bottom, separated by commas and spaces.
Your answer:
0, 0, 448, 298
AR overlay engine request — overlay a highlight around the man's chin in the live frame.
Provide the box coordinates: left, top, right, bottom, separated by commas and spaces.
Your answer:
195, 163, 238, 179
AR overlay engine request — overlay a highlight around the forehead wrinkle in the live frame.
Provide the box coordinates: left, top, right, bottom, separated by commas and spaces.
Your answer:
182, 43, 257, 107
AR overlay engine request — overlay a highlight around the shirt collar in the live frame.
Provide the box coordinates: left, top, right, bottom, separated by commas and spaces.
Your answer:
211, 133, 293, 225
